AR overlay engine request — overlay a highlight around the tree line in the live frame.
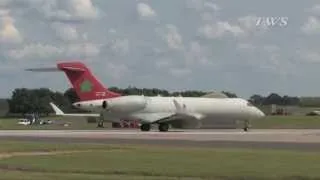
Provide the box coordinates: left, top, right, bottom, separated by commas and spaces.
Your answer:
249, 93, 301, 106
5, 87, 314, 117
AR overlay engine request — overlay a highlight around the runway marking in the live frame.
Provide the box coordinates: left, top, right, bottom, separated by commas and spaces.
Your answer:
1, 129, 320, 144
0, 150, 93, 160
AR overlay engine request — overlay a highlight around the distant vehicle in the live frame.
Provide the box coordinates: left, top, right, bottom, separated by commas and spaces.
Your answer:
17, 119, 31, 125
27, 61, 265, 132
306, 111, 320, 116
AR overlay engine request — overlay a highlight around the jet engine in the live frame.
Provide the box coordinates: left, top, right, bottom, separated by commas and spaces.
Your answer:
101, 96, 147, 113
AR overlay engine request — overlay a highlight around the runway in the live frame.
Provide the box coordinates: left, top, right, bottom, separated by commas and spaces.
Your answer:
1, 129, 320, 151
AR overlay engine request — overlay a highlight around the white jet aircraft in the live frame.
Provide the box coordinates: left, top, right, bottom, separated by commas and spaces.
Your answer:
27, 61, 265, 132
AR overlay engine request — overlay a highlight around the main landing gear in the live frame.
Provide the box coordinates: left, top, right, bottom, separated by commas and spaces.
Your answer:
243, 119, 250, 132
139, 123, 169, 132
140, 124, 151, 131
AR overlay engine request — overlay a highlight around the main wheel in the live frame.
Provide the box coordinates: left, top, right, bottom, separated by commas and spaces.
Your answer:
140, 124, 151, 131
158, 123, 169, 132
97, 121, 104, 128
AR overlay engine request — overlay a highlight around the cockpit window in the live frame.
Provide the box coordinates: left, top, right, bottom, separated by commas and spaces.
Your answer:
247, 101, 254, 106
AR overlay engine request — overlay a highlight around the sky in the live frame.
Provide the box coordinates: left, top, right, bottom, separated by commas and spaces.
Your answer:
1, 0, 320, 99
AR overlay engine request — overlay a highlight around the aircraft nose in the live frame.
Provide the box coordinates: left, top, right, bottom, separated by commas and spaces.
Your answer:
254, 108, 265, 118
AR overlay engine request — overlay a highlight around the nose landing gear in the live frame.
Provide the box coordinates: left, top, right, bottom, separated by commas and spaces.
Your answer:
243, 119, 250, 132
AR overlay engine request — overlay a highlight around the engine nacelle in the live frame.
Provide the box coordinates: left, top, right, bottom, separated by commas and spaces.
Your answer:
101, 96, 147, 113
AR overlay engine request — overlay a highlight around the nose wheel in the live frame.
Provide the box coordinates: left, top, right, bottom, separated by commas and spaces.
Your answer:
243, 120, 250, 132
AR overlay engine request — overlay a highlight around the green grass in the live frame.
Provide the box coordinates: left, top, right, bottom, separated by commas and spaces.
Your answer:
252, 115, 320, 129
0, 140, 320, 179
0, 117, 111, 130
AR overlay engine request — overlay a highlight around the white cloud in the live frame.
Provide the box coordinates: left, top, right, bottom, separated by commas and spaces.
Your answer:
8, 43, 100, 60
238, 15, 258, 31
51, 22, 78, 41
263, 45, 279, 53
0, 9, 10, 17
8, 43, 63, 59
110, 38, 130, 55
236, 43, 256, 52
0, 0, 10, 7
105, 62, 129, 80
169, 68, 191, 77
186, 0, 220, 12
66, 43, 100, 57
300, 50, 320, 63
310, 4, 320, 15
185, 41, 209, 65
204, 2, 220, 11
161, 24, 184, 50
137, 3, 156, 19
155, 60, 171, 68
198, 21, 244, 39
40, 0, 99, 22
301, 16, 320, 34
0, 15, 22, 44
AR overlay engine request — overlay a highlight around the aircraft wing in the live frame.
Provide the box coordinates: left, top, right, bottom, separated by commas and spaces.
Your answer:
49, 102, 100, 117
134, 99, 205, 128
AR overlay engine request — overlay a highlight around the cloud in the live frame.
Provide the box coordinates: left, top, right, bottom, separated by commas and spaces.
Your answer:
184, 41, 209, 66
7, 43, 63, 59
137, 3, 156, 19
1, 0, 320, 98
51, 22, 78, 41
7, 43, 101, 60
236, 43, 256, 52
186, 0, 220, 12
105, 62, 129, 80
0, 15, 22, 44
299, 50, 320, 63
198, 21, 244, 39
301, 16, 320, 34
161, 24, 183, 50
0, 9, 10, 17
66, 43, 100, 57
309, 4, 320, 15
169, 67, 191, 78
109, 38, 130, 56
40, 0, 100, 22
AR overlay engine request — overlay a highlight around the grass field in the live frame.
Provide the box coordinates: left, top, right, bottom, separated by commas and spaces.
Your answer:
251, 115, 320, 129
0, 117, 112, 130
2, 115, 320, 130
0, 140, 320, 180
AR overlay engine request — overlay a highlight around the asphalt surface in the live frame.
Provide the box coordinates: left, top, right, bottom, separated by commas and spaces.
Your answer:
1, 129, 320, 151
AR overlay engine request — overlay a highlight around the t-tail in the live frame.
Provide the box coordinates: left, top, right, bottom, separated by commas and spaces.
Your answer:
26, 61, 121, 101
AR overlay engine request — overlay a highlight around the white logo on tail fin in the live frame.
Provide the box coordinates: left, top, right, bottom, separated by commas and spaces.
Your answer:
95, 92, 106, 97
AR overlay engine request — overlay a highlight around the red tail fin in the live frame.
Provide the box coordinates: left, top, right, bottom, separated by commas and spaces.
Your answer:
57, 62, 121, 101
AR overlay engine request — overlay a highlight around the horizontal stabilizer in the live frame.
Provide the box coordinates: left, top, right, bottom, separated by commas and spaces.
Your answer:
49, 102, 99, 117
25, 67, 60, 72
26, 66, 85, 72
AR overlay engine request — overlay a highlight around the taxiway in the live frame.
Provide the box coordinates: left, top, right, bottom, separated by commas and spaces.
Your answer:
1, 129, 320, 151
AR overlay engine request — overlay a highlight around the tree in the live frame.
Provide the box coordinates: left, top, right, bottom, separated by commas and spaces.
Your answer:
249, 94, 264, 105
63, 88, 79, 103
263, 93, 283, 105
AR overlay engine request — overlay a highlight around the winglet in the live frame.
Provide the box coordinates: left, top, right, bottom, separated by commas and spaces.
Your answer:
173, 99, 186, 113
49, 102, 64, 116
